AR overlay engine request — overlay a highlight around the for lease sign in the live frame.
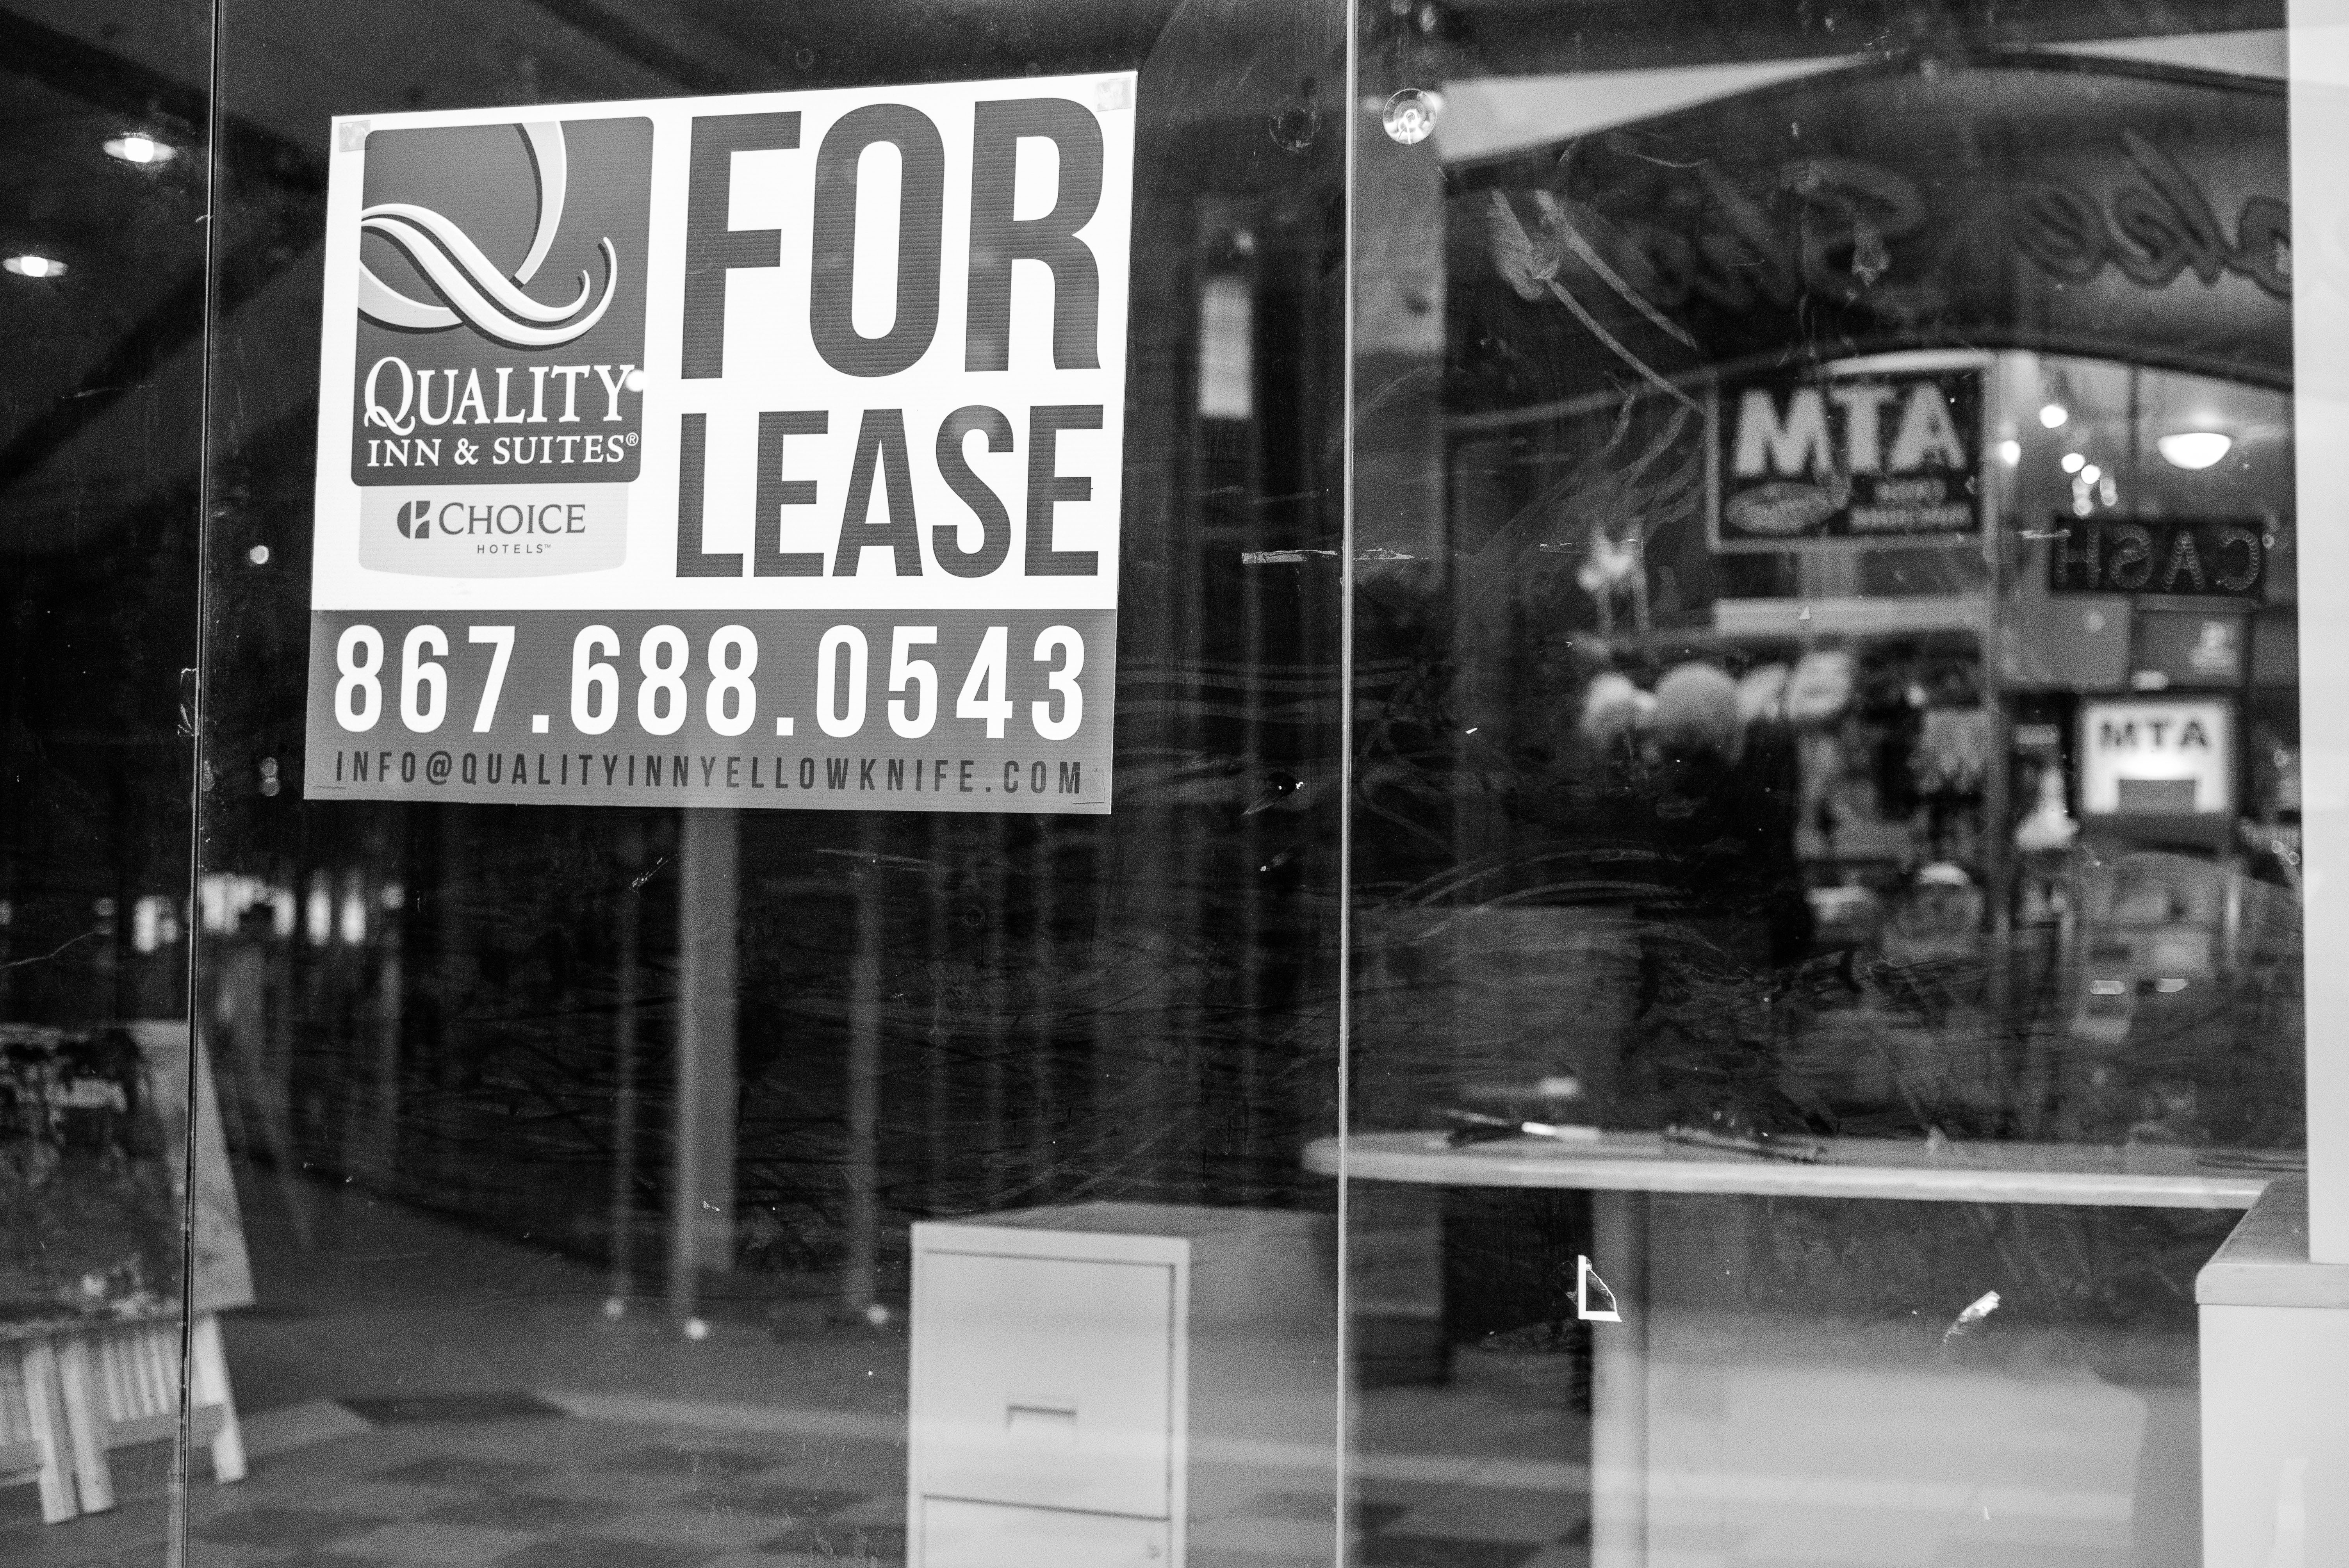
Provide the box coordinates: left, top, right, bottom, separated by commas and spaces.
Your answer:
302, 75, 1134, 813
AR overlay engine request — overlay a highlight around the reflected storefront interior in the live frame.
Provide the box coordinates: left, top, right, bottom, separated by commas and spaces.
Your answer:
1345, 33, 2305, 1565
0, 3, 2340, 1568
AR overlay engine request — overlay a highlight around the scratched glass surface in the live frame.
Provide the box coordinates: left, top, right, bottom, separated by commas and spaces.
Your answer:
170, 2, 1347, 1565
1344, 3, 2297, 1564
0, 0, 212, 1500
6, 0, 2311, 1562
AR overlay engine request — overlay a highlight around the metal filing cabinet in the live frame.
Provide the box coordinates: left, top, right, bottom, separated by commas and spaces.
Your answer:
907, 1203, 1334, 1568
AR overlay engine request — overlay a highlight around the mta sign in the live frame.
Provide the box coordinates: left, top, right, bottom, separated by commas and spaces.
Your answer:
1714, 358, 1982, 551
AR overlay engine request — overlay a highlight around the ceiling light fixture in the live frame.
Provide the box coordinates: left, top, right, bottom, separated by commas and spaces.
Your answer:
2060, 452, 2085, 473
1996, 439, 2021, 467
2039, 403, 2069, 429
2156, 431, 2233, 470
4, 255, 65, 278
103, 134, 175, 165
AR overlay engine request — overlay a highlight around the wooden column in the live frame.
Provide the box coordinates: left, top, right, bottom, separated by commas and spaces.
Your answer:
845, 830, 884, 1314
670, 808, 738, 1323
608, 819, 643, 1310
2291, 0, 2349, 1263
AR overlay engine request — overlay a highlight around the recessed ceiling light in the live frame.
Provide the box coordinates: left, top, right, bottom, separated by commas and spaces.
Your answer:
3, 255, 65, 278
103, 134, 175, 165
1996, 439, 2020, 467
2081, 464, 2103, 485
2039, 403, 2069, 429
2060, 452, 2085, 473
2156, 431, 2233, 470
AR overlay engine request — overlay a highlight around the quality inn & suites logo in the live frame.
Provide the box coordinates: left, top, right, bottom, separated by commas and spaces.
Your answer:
344, 114, 652, 577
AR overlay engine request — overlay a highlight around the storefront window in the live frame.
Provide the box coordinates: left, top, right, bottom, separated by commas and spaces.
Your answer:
1340, 9, 2301, 1566
12, 2, 1354, 1563
0, 2, 2331, 1566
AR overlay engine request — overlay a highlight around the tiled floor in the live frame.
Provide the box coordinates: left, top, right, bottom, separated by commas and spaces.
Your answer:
0, 1178, 2154, 1567
0, 1397, 1592, 1568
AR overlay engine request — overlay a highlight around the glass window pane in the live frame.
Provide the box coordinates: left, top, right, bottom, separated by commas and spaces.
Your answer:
0, 0, 213, 1543
179, 4, 1349, 1565
12, 0, 2340, 1562
1343, 7, 2300, 1566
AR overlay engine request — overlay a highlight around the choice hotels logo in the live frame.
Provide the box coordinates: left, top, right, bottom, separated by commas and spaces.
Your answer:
358, 485, 624, 578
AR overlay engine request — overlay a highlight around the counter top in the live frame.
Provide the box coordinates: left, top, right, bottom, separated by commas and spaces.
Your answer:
1305, 1130, 2283, 1209
2196, 1178, 2349, 1306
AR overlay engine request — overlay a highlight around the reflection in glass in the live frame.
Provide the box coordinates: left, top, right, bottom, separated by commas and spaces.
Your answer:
1345, 10, 2296, 1567
169, 2, 1347, 1565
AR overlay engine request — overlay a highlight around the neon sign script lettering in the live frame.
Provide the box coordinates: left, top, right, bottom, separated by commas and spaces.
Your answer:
2018, 130, 2288, 298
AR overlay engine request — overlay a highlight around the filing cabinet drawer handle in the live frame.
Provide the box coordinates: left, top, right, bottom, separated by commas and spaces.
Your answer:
1005, 1397, 1079, 1442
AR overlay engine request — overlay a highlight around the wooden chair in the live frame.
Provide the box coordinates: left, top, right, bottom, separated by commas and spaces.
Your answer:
54, 1313, 246, 1513
0, 1337, 77, 1522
